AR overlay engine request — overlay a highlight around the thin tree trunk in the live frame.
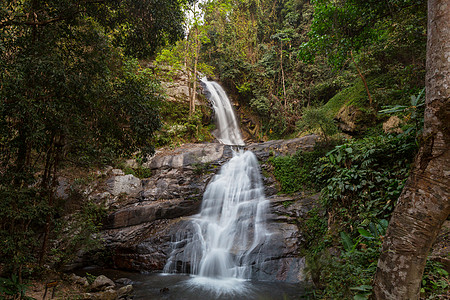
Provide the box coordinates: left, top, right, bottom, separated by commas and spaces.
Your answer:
280, 40, 287, 109
371, 1, 450, 299
190, 27, 200, 116
351, 51, 373, 107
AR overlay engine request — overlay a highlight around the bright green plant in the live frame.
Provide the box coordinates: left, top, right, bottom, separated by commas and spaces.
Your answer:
270, 148, 328, 194
316, 133, 417, 227
296, 106, 338, 141
0, 275, 34, 300
302, 131, 417, 298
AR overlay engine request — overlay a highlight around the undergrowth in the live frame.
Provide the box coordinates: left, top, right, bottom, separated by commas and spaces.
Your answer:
272, 130, 421, 299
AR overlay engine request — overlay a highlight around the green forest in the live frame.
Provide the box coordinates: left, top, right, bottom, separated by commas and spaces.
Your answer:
1, 0, 449, 299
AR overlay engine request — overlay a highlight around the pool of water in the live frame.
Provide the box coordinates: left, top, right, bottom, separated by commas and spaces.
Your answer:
80, 269, 311, 300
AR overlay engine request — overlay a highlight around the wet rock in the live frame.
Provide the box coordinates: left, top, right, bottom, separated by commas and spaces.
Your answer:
106, 198, 200, 229
115, 278, 133, 285
258, 257, 307, 282
144, 143, 226, 169
117, 285, 133, 298
90, 275, 115, 292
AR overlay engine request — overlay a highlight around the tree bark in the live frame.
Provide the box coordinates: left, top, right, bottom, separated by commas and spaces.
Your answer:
190, 26, 200, 116
351, 51, 373, 107
371, 1, 450, 299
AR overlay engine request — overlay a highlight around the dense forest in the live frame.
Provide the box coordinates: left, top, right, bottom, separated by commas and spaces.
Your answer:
1, 0, 449, 299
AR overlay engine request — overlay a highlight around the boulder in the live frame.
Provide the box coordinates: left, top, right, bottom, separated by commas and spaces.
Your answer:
117, 285, 133, 298
69, 273, 89, 287
335, 105, 375, 134
94, 289, 118, 300
90, 275, 115, 292
106, 198, 200, 229
144, 143, 227, 169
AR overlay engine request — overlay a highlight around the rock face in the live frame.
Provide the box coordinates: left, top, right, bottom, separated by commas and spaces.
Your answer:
246, 135, 318, 160
94, 135, 319, 282
335, 105, 375, 134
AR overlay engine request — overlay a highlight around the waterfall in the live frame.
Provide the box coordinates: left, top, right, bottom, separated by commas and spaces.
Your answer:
164, 79, 269, 283
201, 77, 245, 146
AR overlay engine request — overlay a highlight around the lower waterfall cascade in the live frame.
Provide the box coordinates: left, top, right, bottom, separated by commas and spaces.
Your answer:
163, 150, 270, 280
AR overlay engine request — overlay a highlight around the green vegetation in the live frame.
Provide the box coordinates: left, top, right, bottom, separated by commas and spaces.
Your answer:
270, 146, 331, 194
0, 0, 441, 298
196, 0, 425, 138
270, 131, 414, 298
155, 100, 215, 148
296, 107, 338, 141
0, 0, 190, 291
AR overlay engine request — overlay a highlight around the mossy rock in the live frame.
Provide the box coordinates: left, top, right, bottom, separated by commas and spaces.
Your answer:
321, 78, 368, 118
335, 105, 375, 134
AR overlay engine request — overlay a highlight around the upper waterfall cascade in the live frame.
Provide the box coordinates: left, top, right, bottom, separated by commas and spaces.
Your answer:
164, 79, 271, 282
201, 77, 245, 146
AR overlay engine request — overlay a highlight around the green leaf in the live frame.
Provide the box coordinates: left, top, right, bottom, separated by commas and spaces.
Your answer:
340, 231, 354, 252
350, 285, 372, 291
358, 228, 373, 239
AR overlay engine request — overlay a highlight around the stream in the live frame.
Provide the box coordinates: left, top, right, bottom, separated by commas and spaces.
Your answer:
80, 268, 310, 300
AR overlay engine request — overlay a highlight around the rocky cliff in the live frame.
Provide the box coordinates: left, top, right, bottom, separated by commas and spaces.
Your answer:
61, 135, 319, 282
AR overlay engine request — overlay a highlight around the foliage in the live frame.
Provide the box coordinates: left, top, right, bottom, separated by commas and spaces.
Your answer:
0, 186, 49, 276
306, 219, 388, 299
154, 101, 214, 147
91, 0, 192, 58
301, 208, 328, 255
269, 147, 330, 194
379, 87, 426, 137
421, 261, 449, 299
300, 130, 418, 298
0, 0, 187, 281
296, 106, 338, 140
197, 0, 425, 137
0, 275, 34, 300
299, 0, 426, 69
50, 201, 107, 268
123, 166, 152, 179
316, 133, 417, 227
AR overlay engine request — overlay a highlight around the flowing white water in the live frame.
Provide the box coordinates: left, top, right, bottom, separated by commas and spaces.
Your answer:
164, 79, 269, 290
201, 77, 245, 146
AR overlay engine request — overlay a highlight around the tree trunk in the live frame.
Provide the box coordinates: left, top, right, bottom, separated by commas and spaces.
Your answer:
280, 40, 287, 109
190, 27, 200, 116
351, 51, 372, 107
371, 1, 450, 299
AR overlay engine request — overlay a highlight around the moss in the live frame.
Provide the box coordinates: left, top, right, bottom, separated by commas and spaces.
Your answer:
321, 72, 416, 122
321, 78, 368, 118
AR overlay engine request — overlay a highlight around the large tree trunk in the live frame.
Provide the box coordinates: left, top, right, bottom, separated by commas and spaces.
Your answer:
371, 1, 450, 299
